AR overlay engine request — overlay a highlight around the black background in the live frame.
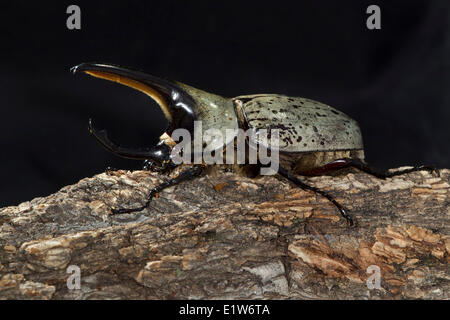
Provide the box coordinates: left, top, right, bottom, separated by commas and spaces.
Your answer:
1, 0, 448, 207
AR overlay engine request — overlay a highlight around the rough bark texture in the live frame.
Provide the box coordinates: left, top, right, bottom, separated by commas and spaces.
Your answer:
0, 166, 448, 300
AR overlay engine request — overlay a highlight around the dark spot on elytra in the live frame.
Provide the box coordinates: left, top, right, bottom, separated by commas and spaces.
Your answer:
313, 126, 318, 133
332, 110, 339, 115
303, 143, 307, 147
251, 118, 270, 122
297, 136, 302, 142
272, 110, 278, 114
282, 136, 293, 145
320, 141, 325, 145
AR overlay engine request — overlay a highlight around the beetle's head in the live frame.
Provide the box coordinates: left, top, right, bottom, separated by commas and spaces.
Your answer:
71, 63, 238, 165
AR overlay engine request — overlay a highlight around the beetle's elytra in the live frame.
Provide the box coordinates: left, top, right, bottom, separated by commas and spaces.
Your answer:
71, 63, 438, 226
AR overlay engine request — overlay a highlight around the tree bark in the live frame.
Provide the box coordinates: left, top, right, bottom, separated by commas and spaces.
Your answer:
0, 167, 448, 300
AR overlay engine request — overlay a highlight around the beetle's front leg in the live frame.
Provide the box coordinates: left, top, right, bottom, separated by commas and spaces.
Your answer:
111, 165, 204, 215
105, 161, 172, 177
277, 166, 354, 226
142, 159, 176, 173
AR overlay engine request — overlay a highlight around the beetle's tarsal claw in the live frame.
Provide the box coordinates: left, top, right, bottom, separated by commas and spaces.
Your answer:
425, 165, 440, 177
105, 166, 118, 175
435, 168, 441, 177
343, 210, 354, 226
332, 201, 353, 226
419, 165, 440, 177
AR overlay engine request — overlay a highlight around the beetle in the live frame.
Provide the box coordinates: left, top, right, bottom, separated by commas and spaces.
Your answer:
71, 63, 438, 226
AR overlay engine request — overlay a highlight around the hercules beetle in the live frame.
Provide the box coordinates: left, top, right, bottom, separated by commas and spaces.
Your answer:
71, 63, 438, 226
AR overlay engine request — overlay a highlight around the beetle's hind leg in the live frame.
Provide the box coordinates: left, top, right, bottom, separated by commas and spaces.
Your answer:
278, 166, 354, 226
111, 165, 204, 215
297, 158, 439, 178
325, 158, 439, 179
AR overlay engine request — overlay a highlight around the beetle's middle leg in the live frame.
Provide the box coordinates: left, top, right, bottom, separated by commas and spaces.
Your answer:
278, 166, 354, 226
111, 165, 204, 215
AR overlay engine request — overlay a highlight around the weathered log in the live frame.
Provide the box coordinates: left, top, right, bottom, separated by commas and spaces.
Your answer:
0, 166, 448, 299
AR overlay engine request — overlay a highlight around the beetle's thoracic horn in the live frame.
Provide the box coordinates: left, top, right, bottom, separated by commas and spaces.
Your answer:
72, 62, 239, 159
71, 63, 197, 134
